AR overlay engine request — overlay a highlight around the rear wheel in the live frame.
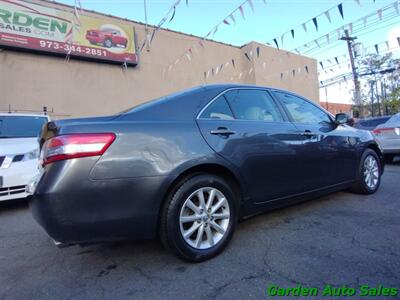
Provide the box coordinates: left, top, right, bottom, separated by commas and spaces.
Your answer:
160, 174, 238, 262
351, 149, 381, 194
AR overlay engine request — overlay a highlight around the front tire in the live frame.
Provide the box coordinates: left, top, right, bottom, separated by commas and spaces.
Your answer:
160, 174, 238, 262
351, 149, 382, 194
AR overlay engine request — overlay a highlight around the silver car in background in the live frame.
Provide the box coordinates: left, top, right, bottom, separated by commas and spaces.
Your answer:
373, 113, 400, 163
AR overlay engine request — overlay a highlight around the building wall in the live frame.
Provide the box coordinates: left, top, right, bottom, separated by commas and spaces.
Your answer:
0, 0, 319, 119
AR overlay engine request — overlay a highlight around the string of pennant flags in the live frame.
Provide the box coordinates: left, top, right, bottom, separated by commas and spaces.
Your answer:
139, 0, 187, 52
163, 0, 398, 77
163, 0, 263, 75
319, 39, 400, 80
267, 0, 349, 49
292, 0, 400, 55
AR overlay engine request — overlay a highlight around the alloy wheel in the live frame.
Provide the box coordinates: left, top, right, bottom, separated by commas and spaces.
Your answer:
179, 187, 230, 250
363, 155, 379, 190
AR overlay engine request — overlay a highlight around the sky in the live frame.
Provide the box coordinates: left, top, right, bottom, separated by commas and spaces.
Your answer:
56, 0, 400, 104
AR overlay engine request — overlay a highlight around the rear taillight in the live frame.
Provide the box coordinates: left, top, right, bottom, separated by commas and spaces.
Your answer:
373, 128, 394, 135
42, 133, 116, 166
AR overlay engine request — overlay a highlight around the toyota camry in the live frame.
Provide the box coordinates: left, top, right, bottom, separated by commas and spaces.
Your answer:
30, 84, 384, 262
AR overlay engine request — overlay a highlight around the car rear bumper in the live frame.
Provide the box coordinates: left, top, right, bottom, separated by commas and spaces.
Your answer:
30, 159, 167, 244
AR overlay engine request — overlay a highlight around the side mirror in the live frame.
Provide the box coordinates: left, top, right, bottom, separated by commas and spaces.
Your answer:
335, 113, 350, 125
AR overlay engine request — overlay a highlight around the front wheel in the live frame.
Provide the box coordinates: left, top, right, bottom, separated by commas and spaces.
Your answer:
351, 149, 382, 194
160, 174, 238, 262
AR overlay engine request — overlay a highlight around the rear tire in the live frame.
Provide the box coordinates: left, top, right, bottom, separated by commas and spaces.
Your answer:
160, 174, 238, 262
350, 149, 382, 194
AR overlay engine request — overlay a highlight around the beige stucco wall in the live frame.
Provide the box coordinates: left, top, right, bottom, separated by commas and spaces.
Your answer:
0, 0, 319, 119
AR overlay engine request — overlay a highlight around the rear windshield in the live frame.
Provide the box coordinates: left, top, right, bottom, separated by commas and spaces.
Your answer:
0, 116, 47, 138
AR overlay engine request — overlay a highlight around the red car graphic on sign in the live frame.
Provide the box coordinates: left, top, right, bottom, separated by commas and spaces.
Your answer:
85, 28, 128, 48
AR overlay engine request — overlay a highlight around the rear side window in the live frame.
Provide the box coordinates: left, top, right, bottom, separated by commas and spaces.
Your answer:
275, 92, 331, 124
200, 96, 234, 120
223, 89, 284, 122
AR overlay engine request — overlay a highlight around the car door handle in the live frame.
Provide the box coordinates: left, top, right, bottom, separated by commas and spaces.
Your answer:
210, 128, 236, 136
301, 130, 316, 137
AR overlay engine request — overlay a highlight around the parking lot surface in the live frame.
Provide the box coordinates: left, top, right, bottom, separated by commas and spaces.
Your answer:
1, 162, 399, 300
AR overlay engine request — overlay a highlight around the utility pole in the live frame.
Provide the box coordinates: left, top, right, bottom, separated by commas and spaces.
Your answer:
340, 30, 361, 114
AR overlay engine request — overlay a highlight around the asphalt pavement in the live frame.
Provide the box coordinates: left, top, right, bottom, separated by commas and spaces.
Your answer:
1, 161, 399, 300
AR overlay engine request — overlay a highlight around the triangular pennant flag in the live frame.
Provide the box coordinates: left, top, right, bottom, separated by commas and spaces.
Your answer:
239, 72, 243, 79
263, 61, 266, 69
302, 23, 307, 33
248, 0, 254, 13
212, 68, 214, 76
203, 71, 206, 80
220, 63, 224, 71
324, 11, 331, 23
239, 5, 245, 20
249, 50, 253, 58
385, 41, 389, 49
186, 0, 188, 5
315, 39, 321, 48
225, 61, 230, 67
374, 44, 379, 53
215, 66, 219, 75
244, 52, 251, 61
397, 37, 400, 46
305, 65, 309, 73
395, 2, 399, 15
363, 16, 367, 27
312, 17, 318, 31
262, 0, 267, 4
338, 3, 344, 19
335, 57, 339, 64
291, 29, 295, 39
292, 69, 295, 77
230, 14, 236, 25
377, 9, 382, 20
256, 46, 260, 57
273, 38, 279, 49
281, 34, 285, 45
280, 73, 284, 80
169, 6, 176, 22
349, 23, 353, 34
223, 19, 230, 25
328, 59, 332, 65
248, 67, 253, 75
320, 61, 324, 69
198, 39, 204, 48
354, 0, 361, 6
326, 34, 330, 44
232, 59, 236, 68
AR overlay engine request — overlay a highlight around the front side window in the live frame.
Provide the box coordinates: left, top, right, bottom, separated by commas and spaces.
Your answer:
223, 89, 284, 122
200, 96, 234, 120
275, 92, 331, 124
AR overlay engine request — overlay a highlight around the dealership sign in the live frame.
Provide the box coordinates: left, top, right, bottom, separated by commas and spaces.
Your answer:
0, 0, 138, 65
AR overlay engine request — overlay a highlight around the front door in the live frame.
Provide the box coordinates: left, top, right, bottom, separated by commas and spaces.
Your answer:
272, 91, 358, 187
197, 88, 307, 203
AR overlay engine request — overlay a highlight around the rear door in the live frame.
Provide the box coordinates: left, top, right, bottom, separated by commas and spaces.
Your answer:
196, 88, 306, 203
272, 91, 358, 187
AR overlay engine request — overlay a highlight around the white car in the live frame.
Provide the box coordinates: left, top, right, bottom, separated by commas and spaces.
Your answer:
0, 113, 50, 201
373, 113, 400, 163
